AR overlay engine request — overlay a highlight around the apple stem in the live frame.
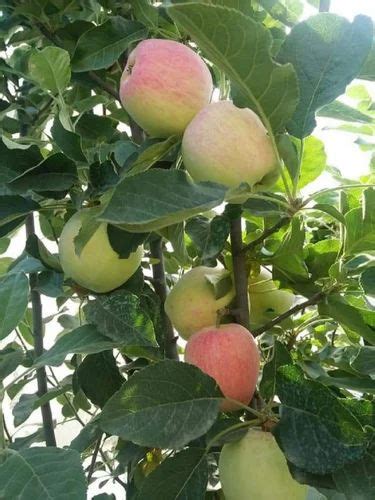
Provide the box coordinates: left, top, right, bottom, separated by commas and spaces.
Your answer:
229, 206, 250, 330
150, 237, 179, 360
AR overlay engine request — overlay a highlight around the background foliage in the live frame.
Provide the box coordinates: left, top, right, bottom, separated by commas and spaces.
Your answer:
0, 0, 374, 498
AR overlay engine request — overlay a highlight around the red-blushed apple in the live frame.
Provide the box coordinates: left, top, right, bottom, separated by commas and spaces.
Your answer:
249, 268, 294, 326
120, 39, 213, 138
182, 101, 278, 189
219, 429, 308, 500
184, 324, 260, 411
59, 210, 143, 293
164, 266, 235, 340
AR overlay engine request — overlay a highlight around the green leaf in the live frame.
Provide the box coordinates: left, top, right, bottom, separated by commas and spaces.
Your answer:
51, 117, 86, 162
84, 290, 157, 348
0, 139, 42, 184
69, 417, 102, 453
25, 234, 61, 271
0, 273, 29, 340
298, 136, 327, 189
317, 100, 373, 123
359, 40, 375, 81
0, 345, 24, 380
272, 216, 309, 280
72, 17, 147, 72
305, 239, 341, 280
259, 0, 303, 26
99, 360, 221, 448
0, 447, 86, 499
333, 442, 375, 500
312, 204, 345, 225
278, 14, 373, 138
259, 340, 292, 400
76, 351, 124, 408
345, 189, 375, 255
107, 225, 148, 259
35, 325, 118, 368
320, 295, 375, 345
186, 215, 230, 262
126, 136, 180, 177
128, 0, 159, 27
351, 346, 375, 376
9, 153, 78, 193
13, 387, 69, 426
168, 2, 298, 132
136, 448, 208, 500
275, 365, 369, 475
28, 47, 71, 94
360, 267, 375, 297
99, 169, 227, 233
0, 196, 39, 228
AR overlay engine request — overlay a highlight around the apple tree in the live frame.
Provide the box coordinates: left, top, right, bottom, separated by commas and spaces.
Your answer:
0, 1, 374, 499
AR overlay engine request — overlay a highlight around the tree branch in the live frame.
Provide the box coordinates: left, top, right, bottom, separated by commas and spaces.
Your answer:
150, 237, 179, 360
319, 0, 330, 12
242, 216, 291, 254
87, 72, 119, 101
229, 207, 250, 329
26, 214, 56, 447
252, 291, 325, 337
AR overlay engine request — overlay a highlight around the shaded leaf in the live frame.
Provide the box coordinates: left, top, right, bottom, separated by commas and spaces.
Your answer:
136, 448, 208, 500
100, 360, 221, 448
0, 447, 86, 499
99, 169, 227, 233
84, 290, 157, 347
51, 117, 86, 162
259, 340, 292, 400
278, 14, 373, 137
0, 272, 29, 340
35, 325, 118, 368
72, 17, 147, 72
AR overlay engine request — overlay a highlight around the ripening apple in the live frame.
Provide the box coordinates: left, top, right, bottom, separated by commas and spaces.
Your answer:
182, 101, 278, 189
164, 266, 235, 340
119, 39, 213, 138
219, 429, 308, 500
58, 210, 143, 293
249, 268, 294, 326
184, 324, 260, 411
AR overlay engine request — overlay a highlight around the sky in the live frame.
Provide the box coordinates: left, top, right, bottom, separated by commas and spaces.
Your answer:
1, 1, 374, 499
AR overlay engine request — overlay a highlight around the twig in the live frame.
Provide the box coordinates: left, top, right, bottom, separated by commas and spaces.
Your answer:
252, 291, 325, 337
88, 72, 119, 101
26, 214, 56, 447
150, 238, 179, 359
242, 216, 291, 253
87, 435, 102, 482
2, 416, 11, 443
229, 207, 250, 329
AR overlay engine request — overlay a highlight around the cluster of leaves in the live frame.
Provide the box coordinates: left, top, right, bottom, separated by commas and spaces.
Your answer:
0, 0, 374, 499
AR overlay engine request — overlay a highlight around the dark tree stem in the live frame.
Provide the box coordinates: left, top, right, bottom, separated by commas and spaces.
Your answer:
87, 435, 102, 482
229, 209, 250, 330
88, 72, 119, 101
242, 216, 291, 254
319, 0, 330, 12
252, 291, 325, 337
150, 238, 179, 360
26, 214, 56, 447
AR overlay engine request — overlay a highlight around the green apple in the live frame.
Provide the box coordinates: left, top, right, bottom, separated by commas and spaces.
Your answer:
219, 429, 308, 500
249, 268, 294, 326
58, 210, 143, 293
164, 266, 235, 340
182, 101, 278, 189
